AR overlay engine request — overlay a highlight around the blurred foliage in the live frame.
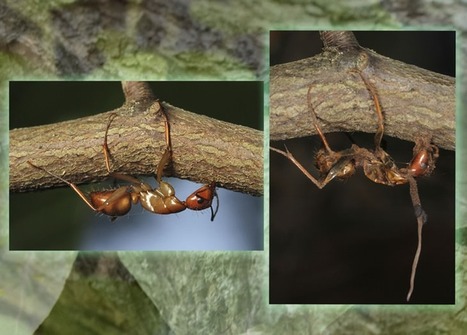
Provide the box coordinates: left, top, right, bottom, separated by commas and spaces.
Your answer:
1, 0, 466, 334
34, 253, 170, 335
0, 251, 76, 334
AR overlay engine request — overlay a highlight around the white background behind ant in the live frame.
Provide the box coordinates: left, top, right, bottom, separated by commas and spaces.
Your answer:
10, 82, 263, 251
269, 31, 455, 303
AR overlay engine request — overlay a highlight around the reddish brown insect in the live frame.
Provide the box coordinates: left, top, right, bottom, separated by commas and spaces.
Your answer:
28, 103, 219, 222
408, 141, 439, 178
185, 181, 217, 211
271, 69, 439, 301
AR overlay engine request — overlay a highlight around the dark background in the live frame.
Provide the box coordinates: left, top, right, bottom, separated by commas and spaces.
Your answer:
270, 31, 455, 304
10, 81, 264, 251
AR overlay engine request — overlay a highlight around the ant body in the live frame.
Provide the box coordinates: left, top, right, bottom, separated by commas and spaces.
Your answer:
28, 102, 219, 222
271, 69, 439, 301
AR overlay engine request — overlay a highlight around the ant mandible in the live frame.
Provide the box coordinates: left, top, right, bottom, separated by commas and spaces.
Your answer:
28, 102, 219, 222
271, 69, 439, 302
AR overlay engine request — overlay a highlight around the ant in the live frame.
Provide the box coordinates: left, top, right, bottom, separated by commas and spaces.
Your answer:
28, 102, 219, 222
271, 69, 439, 302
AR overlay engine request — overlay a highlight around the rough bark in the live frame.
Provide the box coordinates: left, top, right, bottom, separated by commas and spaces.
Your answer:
270, 32, 455, 151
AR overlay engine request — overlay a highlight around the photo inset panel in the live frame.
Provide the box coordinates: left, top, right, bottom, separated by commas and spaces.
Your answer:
10, 81, 263, 251
270, 31, 455, 304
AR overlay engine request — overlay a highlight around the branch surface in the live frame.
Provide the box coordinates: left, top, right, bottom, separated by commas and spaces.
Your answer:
10, 99, 263, 196
270, 32, 455, 150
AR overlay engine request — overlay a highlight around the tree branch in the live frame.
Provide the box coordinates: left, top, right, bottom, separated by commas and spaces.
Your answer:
270, 31, 455, 151
121, 81, 154, 106
10, 87, 263, 196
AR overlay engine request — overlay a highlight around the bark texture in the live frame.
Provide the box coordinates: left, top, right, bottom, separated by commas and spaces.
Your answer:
270, 33, 455, 151
10, 99, 263, 196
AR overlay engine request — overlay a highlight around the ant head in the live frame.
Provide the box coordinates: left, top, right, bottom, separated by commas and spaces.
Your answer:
185, 182, 219, 221
406, 136, 440, 178
409, 144, 439, 178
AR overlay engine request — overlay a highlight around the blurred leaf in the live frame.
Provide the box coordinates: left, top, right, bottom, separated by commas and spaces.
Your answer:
119, 251, 266, 334
34, 253, 170, 335
0, 251, 76, 335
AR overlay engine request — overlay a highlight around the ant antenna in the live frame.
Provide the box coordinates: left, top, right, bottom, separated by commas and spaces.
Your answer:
210, 189, 220, 222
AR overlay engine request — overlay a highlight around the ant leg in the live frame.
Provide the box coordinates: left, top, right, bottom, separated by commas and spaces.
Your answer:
156, 148, 172, 185
102, 106, 172, 185
103, 113, 117, 174
272, 86, 350, 189
307, 85, 334, 154
95, 185, 134, 210
27, 161, 99, 212
356, 71, 384, 150
406, 176, 427, 301
100, 114, 156, 192
270, 146, 325, 189
152, 102, 172, 184
210, 190, 219, 221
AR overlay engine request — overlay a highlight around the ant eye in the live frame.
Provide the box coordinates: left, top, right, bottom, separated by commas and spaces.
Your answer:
197, 197, 205, 204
